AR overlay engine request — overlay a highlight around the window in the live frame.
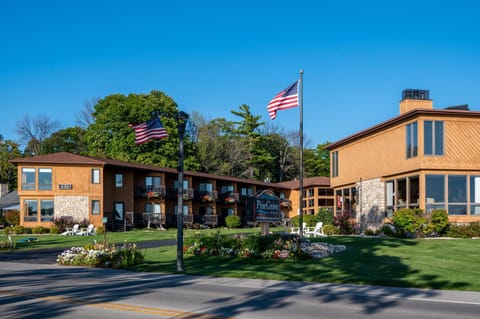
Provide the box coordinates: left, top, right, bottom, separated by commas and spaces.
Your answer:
115, 173, 123, 188
318, 198, 334, 207
386, 181, 395, 217
92, 200, 100, 215
38, 168, 52, 190
174, 205, 189, 215
21, 168, 36, 190
408, 176, 419, 208
146, 176, 162, 192
406, 122, 418, 158
470, 176, 480, 215
221, 185, 234, 194
424, 121, 444, 156
174, 180, 189, 189
24, 199, 38, 222
91, 169, 100, 184
199, 182, 213, 192
307, 189, 314, 197
318, 188, 334, 196
241, 187, 253, 196
426, 174, 445, 212
308, 199, 314, 207
40, 200, 54, 222
448, 175, 467, 215
332, 151, 339, 177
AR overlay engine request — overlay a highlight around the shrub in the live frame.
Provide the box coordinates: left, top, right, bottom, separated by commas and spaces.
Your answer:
446, 222, 480, 238
3, 225, 24, 235
392, 208, 426, 238
3, 211, 20, 226
291, 214, 318, 227
95, 226, 105, 235
380, 224, 396, 237
323, 224, 340, 235
363, 228, 377, 236
32, 226, 49, 234
225, 215, 241, 229
49, 225, 59, 234
334, 211, 357, 234
317, 208, 334, 225
429, 209, 450, 235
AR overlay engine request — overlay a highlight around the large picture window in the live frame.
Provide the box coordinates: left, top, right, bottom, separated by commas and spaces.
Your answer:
40, 200, 54, 222
448, 175, 467, 215
426, 174, 445, 212
406, 122, 418, 158
24, 199, 38, 222
470, 176, 480, 215
38, 168, 52, 190
21, 168, 36, 190
424, 120, 444, 155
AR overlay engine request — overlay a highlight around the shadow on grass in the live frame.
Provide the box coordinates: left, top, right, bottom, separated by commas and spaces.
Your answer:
135, 236, 471, 316
0, 236, 474, 318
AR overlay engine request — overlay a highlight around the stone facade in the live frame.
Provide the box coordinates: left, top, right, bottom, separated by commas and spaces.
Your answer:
357, 178, 385, 231
54, 196, 89, 222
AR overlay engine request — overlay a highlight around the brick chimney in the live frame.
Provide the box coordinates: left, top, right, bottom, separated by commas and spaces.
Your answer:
400, 89, 433, 114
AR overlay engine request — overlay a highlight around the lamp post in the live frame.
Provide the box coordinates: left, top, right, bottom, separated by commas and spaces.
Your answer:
175, 111, 189, 272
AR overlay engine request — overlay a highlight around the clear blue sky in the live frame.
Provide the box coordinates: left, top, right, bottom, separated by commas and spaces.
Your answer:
1, 0, 480, 148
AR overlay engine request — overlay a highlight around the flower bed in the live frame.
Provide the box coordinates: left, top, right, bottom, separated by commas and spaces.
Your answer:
57, 242, 144, 268
184, 232, 346, 260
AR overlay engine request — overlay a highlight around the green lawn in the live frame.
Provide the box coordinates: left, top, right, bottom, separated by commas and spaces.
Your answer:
3, 229, 480, 291
132, 236, 480, 291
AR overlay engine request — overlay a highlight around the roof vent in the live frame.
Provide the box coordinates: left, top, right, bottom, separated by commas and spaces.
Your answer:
402, 89, 429, 100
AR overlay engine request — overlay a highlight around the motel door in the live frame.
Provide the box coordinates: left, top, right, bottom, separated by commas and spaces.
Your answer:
114, 202, 125, 221
153, 203, 161, 223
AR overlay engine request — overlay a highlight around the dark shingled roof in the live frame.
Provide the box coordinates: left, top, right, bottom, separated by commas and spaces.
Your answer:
0, 190, 19, 210
11, 152, 292, 189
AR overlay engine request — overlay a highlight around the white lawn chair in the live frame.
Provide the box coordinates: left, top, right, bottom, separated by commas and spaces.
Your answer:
291, 222, 306, 235
61, 224, 80, 236
304, 222, 325, 237
77, 224, 95, 236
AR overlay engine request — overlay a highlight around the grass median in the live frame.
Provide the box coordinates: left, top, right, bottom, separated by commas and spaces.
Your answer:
3, 228, 480, 291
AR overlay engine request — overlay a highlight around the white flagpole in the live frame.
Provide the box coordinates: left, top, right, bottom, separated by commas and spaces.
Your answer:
299, 69, 304, 237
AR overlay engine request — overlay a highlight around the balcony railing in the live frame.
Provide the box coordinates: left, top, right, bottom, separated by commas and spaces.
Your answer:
221, 192, 239, 204
136, 185, 166, 199
204, 214, 218, 226
280, 199, 292, 208
196, 190, 218, 202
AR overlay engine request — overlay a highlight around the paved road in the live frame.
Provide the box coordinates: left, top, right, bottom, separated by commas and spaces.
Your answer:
1, 241, 480, 319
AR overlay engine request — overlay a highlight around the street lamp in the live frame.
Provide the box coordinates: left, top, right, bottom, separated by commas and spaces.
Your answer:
175, 111, 189, 272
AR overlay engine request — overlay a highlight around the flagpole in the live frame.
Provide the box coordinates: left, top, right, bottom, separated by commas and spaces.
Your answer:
299, 69, 304, 238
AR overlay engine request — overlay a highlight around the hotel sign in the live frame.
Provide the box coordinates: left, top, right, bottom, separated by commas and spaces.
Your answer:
248, 190, 281, 223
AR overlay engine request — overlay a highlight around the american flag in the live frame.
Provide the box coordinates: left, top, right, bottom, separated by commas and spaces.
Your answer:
130, 116, 168, 144
267, 81, 299, 120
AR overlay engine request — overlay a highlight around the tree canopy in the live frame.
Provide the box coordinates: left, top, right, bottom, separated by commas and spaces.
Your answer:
4, 89, 331, 190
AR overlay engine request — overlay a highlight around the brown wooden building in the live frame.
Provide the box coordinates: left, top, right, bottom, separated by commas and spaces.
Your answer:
327, 89, 480, 230
276, 176, 333, 216
11, 152, 330, 229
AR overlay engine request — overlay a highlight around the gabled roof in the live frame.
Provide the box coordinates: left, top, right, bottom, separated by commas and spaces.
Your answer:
11, 152, 291, 189
0, 190, 19, 210
275, 176, 330, 189
326, 108, 480, 150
